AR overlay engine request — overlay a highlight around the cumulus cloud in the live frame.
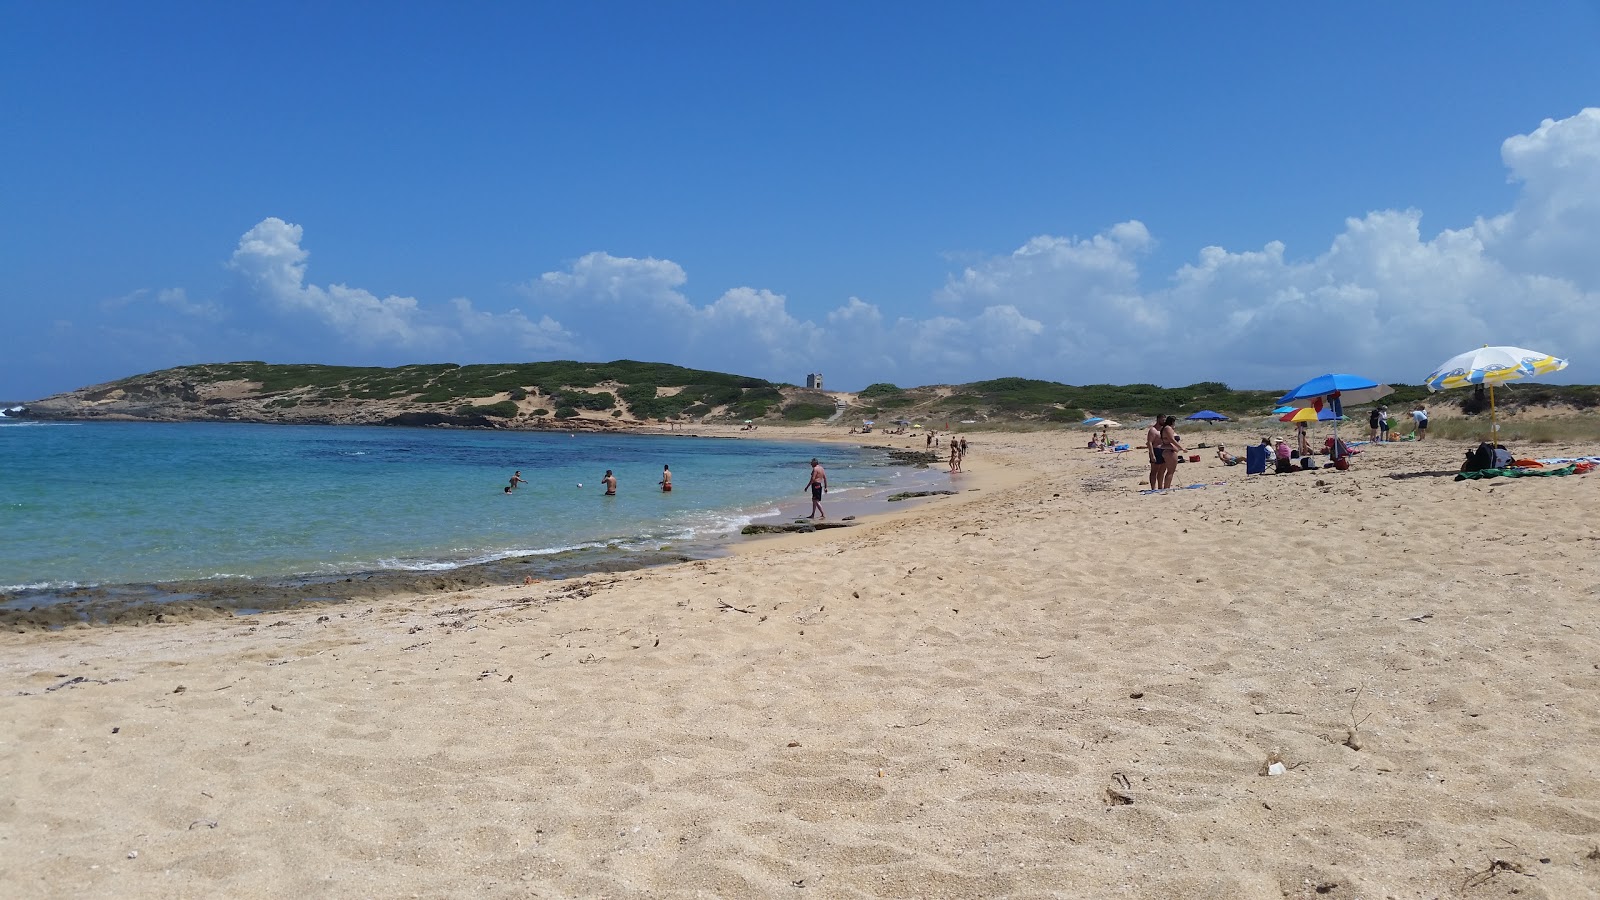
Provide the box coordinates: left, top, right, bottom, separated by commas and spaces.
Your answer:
448, 298, 572, 353
225, 217, 577, 361
229, 218, 443, 347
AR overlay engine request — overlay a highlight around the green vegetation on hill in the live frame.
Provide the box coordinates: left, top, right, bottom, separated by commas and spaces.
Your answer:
152, 360, 777, 418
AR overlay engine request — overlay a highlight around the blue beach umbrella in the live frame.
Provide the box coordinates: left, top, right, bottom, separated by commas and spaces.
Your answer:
1279, 373, 1392, 444
1278, 374, 1394, 410
1081, 417, 1106, 426
1185, 410, 1229, 422
1271, 405, 1297, 415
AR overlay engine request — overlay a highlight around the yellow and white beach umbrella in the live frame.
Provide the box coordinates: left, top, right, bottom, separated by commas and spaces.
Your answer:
1423, 345, 1568, 440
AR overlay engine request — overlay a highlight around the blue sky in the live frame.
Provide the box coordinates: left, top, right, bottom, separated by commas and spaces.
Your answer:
5, 2, 1600, 401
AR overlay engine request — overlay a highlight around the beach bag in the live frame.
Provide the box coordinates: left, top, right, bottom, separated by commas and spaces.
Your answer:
1465, 442, 1508, 473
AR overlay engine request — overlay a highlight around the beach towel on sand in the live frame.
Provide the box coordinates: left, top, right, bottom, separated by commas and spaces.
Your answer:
1456, 464, 1578, 481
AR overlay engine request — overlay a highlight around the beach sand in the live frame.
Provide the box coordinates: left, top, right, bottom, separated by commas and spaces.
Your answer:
3, 430, 1599, 898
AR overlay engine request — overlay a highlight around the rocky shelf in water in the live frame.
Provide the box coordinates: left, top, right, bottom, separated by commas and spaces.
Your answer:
885, 490, 959, 502
741, 518, 859, 535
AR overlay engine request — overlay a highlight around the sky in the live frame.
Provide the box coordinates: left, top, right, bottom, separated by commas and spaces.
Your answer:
4, 2, 1600, 401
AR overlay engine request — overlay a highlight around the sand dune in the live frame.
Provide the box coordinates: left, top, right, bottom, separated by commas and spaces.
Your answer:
3, 431, 1599, 898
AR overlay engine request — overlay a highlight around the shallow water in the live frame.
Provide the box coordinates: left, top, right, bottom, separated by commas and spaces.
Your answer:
0, 421, 934, 598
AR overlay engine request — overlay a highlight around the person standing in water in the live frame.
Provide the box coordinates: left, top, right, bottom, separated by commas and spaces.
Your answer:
804, 457, 828, 519
601, 470, 617, 496
509, 470, 528, 490
658, 464, 673, 492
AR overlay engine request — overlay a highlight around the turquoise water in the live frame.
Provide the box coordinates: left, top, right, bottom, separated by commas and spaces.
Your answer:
0, 421, 924, 591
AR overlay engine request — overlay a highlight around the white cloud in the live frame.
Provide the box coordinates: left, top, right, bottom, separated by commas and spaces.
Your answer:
102, 287, 221, 321
448, 298, 572, 353
224, 217, 578, 361
1479, 108, 1600, 287
229, 218, 443, 347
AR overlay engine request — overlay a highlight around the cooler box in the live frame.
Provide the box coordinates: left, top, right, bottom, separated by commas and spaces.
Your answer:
1245, 444, 1269, 475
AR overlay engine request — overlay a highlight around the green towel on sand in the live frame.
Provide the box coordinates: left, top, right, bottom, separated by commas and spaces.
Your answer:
1456, 464, 1577, 481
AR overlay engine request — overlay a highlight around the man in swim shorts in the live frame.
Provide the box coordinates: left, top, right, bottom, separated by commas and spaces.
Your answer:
805, 458, 828, 519
659, 464, 672, 492
1411, 404, 1429, 440
602, 470, 617, 495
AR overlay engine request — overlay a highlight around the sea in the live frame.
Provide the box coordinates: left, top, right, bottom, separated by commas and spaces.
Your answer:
0, 420, 942, 617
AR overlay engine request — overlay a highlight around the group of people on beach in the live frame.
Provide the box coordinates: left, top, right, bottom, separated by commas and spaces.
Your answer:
1145, 415, 1187, 489
947, 437, 968, 473
1368, 404, 1430, 442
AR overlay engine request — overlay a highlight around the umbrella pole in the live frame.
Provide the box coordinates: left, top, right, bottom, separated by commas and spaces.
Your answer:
1489, 383, 1497, 447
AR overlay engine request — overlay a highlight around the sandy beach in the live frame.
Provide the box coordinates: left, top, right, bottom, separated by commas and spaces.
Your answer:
3, 427, 1599, 899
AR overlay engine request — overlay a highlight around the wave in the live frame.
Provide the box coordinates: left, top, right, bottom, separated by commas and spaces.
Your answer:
371, 541, 617, 572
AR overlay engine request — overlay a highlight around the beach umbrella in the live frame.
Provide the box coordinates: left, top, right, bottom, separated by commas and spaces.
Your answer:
1271, 405, 1297, 415
1278, 373, 1393, 444
1279, 407, 1343, 422
1278, 374, 1395, 410
1185, 410, 1229, 422
1098, 420, 1122, 428
1081, 417, 1106, 426
1423, 345, 1569, 442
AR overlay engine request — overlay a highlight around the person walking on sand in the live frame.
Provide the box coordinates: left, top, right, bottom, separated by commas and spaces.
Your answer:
602, 470, 617, 496
509, 470, 527, 490
658, 464, 673, 492
804, 457, 828, 519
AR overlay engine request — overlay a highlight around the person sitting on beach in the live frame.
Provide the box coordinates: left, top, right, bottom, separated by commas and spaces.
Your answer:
1274, 439, 1295, 474
1216, 445, 1240, 466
